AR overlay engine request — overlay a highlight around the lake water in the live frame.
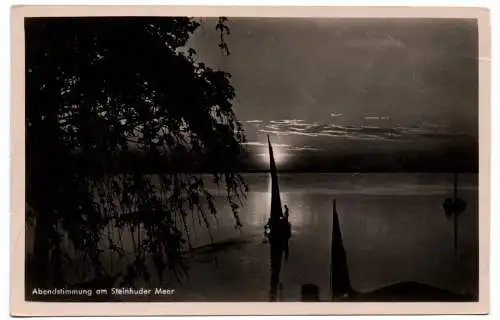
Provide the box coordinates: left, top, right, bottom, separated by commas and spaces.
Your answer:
26, 173, 479, 302
160, 173, 479, 301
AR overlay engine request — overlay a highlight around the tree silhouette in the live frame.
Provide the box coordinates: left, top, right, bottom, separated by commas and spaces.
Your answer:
25, 17, 247, 293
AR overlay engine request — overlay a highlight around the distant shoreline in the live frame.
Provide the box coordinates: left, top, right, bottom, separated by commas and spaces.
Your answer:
225, 170, 479, 174
96, 171, 479, 175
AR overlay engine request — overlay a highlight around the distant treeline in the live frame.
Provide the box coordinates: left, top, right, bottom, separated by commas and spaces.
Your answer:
64, 144, 478, 174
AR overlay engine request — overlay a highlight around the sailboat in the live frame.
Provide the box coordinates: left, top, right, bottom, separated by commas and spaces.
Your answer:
442, 172, 467, 259
265, 135, 285, 301
326, 197, 473, 302
267, 136, 284, 221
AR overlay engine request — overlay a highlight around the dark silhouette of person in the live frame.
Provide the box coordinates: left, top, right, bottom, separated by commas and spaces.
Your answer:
281, 205, 292, 260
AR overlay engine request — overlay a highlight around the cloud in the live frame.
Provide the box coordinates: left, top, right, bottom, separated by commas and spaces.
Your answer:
364, 116, 390, 120
241, 141, 291, 148
241, 141, 265, 147
242, 141, 321, 153
255, 119, 471, 142
269, 119, 305, 125
289, 146, 321, 151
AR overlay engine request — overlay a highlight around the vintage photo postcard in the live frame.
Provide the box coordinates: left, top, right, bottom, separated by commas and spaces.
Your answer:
10, 5, 491, 317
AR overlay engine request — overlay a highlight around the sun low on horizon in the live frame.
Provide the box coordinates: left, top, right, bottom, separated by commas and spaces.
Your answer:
257, 146, 291, 168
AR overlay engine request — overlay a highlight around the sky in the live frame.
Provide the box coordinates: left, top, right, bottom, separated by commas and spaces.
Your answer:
187, 18, 478, 172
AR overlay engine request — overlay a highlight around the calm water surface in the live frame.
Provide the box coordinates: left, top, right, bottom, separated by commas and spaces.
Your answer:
166, 173, 479, 301
27, 173, 479, 301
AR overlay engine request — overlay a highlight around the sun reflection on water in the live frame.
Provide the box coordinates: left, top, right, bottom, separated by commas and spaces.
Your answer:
263, 173, 305, 230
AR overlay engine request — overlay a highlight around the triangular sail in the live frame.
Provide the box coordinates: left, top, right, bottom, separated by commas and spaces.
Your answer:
268, 135, 283, 224
330, 199, 351, 299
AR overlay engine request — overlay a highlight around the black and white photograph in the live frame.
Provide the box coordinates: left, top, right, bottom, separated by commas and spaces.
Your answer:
12, 5, 490, 315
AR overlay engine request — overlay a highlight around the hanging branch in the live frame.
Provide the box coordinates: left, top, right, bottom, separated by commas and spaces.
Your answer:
216, 17, 231, 56
25, 17, 246, 290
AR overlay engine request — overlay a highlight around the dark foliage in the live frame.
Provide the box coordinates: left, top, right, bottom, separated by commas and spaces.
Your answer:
25, 17, 247, 291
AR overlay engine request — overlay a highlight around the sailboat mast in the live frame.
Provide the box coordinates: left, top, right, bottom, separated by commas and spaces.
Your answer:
453, 172, 458, 200
330, 200, 335, 298
453, 172, 459, 260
